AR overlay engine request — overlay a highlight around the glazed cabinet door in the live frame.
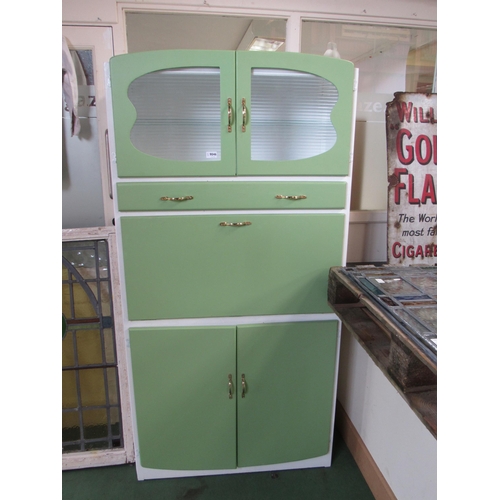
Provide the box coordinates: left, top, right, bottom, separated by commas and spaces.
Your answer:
235, 52, 354, 176
120, 213, 345, 320
236, 321, 338, 467
109, 50, 354, 178
110, 50, 236, 177
129, 326, 237, 470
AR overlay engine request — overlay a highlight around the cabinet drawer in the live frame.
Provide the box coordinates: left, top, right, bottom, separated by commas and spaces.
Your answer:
121, 213, 345, 320
117, 181, 346, 211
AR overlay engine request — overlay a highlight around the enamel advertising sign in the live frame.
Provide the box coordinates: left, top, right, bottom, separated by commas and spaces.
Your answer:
386, 92, 437, 265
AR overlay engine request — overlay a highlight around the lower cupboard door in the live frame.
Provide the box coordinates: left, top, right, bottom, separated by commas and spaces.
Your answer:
129, 326, 236, 470
236, 321, 338, 467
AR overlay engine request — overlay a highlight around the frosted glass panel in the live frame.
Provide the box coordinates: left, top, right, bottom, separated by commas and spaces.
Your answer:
128, 68, 221, 162
251, 69, 338, 161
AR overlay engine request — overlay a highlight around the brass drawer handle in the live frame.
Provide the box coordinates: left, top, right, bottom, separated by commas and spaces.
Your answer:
275, 195, 307, 200
241, 374, 247, 398
228, 374, 234, 399
219, 221, 252, 227
160, 196, 194, 202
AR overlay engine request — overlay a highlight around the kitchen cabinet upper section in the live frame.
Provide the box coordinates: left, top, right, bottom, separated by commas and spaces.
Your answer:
109, 50, 355, 177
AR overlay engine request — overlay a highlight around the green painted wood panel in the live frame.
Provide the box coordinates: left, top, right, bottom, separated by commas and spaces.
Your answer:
109, 50, 236, 177
236, 321, 338, 467
235, 52, 354, 176
116, 181, 347, 211
129, 326, 237, 470
120, 214, 344, 320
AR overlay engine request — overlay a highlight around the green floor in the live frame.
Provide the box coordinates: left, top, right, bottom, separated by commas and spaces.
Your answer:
62, 429, 374, 500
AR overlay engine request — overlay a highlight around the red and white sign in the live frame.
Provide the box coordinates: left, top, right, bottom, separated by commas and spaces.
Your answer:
386, 92, 437, 265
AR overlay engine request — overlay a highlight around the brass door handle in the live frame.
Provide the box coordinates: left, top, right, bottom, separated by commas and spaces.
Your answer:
275, 195, 307, 200
241, 98, 247, 132
227, 98, 233, 132
219, 221, 252, 227
241, 374, 247, 398
160, 196, 194, 202
228, 374, 234, 399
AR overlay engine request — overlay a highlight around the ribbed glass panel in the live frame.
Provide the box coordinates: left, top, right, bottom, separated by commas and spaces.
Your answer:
128, 68, 221, 162
251, 69, 338, 161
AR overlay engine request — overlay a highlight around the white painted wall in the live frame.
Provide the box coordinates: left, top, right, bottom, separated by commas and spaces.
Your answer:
62, 1, 437, 496
62, 0, 118, 23
338, 332, 437, 499
347, 211, 387, 263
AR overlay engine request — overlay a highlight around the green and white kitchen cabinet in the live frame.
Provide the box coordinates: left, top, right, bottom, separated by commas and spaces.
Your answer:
107, 50, 356, 480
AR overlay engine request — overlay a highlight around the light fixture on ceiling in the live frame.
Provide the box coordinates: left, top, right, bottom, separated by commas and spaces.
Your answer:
341, 25, 410, 43
248, 37, 285, 51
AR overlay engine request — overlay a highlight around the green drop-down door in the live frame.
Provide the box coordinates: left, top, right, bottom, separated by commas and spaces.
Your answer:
120, 213, 345, 320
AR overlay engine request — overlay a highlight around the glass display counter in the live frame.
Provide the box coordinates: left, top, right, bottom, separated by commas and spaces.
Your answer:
328, 265, 437, 437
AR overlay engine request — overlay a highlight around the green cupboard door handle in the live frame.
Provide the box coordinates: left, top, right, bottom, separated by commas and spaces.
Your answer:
242, 98, 247, 132
228, 98, 233, 132
241, 374, 247, 398
228, 374, 234, 399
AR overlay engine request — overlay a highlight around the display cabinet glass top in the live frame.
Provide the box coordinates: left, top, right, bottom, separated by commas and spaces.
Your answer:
341, 265, 437, 359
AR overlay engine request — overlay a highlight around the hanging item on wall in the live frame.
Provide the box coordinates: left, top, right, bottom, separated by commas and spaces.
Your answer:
386, 92, 437, 266
62, 36, 81, 137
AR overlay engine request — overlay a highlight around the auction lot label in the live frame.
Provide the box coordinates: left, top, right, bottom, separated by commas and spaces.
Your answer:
386, 92, 437, 265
